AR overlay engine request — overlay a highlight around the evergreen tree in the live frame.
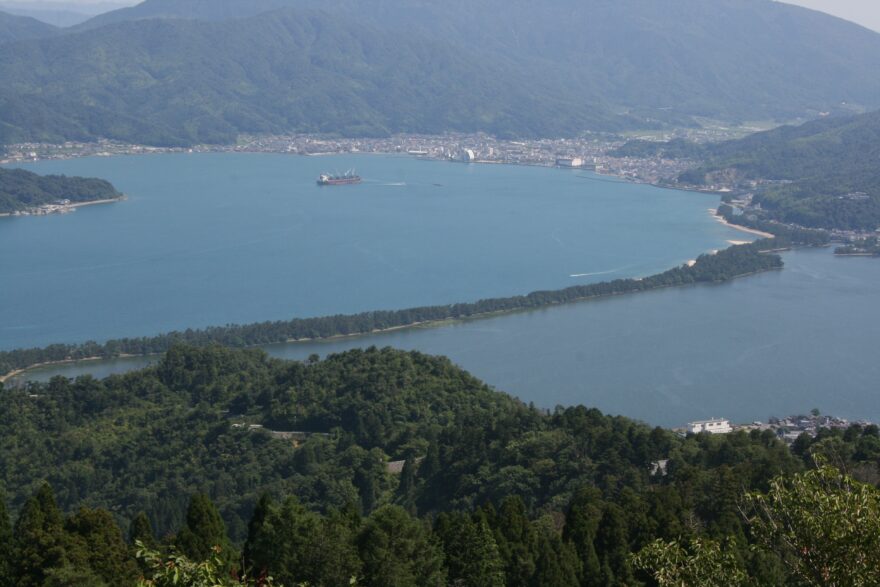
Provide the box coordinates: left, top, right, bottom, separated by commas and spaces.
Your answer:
0, 489, 13, 587
563, 487, 603, 586
594, 504, 634, 586
247, 496, 361, 586
129, 511, 157, 549
13, 484, 67, 587
175, 494, 231, 564
396, 455, 417, 513
491, 496, 537, 587
358, 505, 446, 587
436, 513, 504, 587
64, 508, 139, 585
242, 494, 272, 573
531, 520, 581, 587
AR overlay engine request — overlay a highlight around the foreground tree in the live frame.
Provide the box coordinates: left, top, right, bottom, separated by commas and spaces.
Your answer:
13, 484, 67, 587
744, 464, 880, 586
176, 494, 232, 564
358, 505, 446, 587
136, 543, 277, 587
635, 465, 880, 586
0, 489, 12, 587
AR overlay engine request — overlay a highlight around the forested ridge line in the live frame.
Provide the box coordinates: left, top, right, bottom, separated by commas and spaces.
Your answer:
1, 344, 879, 586
0, 239, 787, 378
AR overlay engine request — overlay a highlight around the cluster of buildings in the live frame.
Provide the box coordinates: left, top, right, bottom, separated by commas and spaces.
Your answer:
0, 131, 719, 186
682, 413, 875, 445
6, 200, 75, 217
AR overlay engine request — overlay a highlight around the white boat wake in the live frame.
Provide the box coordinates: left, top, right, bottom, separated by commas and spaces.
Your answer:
569, 267, 628, 278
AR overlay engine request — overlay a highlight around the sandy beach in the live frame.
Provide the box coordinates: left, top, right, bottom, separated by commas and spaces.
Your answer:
708, 208, 774, 238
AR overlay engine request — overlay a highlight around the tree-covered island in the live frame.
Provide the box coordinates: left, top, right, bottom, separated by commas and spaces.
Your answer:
0, 166, 123, 215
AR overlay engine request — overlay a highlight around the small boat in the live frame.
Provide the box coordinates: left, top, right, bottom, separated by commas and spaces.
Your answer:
317, 169, 362, 185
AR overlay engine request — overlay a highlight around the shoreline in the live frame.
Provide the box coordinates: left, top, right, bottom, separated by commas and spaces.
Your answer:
2, 264, 783, 383
0, 195, 125, 219
708, 209, 775, 238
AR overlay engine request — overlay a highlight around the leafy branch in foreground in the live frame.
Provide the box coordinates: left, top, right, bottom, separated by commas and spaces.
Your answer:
135, 542, 279, 587
634, 465, 880, 586
743, 465, 880, 586
631, 537, 749, 587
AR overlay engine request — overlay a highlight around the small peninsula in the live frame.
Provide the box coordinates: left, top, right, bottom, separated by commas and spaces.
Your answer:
0, 166, 123, 216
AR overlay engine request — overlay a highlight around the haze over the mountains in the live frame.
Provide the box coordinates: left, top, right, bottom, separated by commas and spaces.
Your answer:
2, 0, 880, 145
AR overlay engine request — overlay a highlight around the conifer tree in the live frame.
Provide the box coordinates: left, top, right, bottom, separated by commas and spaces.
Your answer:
530, 524, 581, 587
242, 494, 273, 575
129, 511, 157, 550
13, 484, 67, 587
64, 508, 139, 584
358, 505, 446, 587
396, 455, 418, 514
436, 513, 504, 587
594, 504, 634, 586
0, 489, 13, 587
492, 496, 537, 587
563, 487, 603, 586
175, 494, 231, 564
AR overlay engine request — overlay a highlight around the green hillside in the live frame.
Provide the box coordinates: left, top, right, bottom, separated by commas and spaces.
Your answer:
1, 345, 878, 585
679, 111, 880, 230
0, 9, 632, 146
78, 0, 880, 119
2, 0, 879, 145
0, 167, 122, 213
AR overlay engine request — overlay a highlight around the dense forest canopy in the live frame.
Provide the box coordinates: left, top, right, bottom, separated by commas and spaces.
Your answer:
0, 167, 122, 213
1, 344, 879, 585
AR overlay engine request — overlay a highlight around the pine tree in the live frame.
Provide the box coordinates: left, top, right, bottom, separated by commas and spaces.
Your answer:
175, 494, 231, 564
13, 484, 67, 587
129, 511, 157, 549
0, 489, 13, 587
242, 494, 273, 574
530, 524, 581, 587
396, 455, 418, 514
491, 496, 537, 587
594, 504, 634, 586
64, 508, 139, 584
358, 505, 447, 587
563, 487, 603, 586
436, 513, 504, 587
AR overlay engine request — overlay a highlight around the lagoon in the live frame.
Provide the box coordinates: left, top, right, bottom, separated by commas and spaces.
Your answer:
1, 153, 740, 350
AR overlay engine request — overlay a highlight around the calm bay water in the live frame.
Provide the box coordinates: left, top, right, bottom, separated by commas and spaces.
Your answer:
1, 153, 740, 350
12, 153, 876, 427
19, 248, 880, 427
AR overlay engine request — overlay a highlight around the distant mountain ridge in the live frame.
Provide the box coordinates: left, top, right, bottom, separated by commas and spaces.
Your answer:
3, 0, 880, 144
0, 10, 57, 42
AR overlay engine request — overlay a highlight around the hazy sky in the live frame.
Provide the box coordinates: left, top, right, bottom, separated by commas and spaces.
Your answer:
7, 0, 880, 33
784, 0, 880, 32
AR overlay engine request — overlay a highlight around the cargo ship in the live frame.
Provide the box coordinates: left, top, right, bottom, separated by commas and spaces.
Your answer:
317, 170, 362, 185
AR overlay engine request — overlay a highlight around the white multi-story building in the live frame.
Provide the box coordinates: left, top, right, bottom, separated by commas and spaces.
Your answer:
688, 418, 732, 434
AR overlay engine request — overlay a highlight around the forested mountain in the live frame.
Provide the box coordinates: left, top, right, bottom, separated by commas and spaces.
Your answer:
0, 9, 628, 146
1, 344, 879, 585
0, 10, 56, 43
2, 0, 880, 145
0, 167, 122, 213
677, 110, 880, 230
